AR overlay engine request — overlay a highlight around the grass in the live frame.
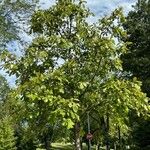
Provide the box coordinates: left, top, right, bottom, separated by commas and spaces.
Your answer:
37, 143, 96, 150
36, 143, 117, 150
51, 143, 73, 150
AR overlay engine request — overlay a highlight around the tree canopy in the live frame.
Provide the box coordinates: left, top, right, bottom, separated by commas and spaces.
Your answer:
121, 0, 150, 149
122, 0, 150, 96
0, 75, 16, 150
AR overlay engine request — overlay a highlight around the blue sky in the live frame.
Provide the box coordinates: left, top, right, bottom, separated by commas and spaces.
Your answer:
40, 0, 136, 14
1, 0, 137, 86
39, 0, 137, 23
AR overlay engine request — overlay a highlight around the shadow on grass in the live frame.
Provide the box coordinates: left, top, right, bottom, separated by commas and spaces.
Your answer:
51, 143, 73, 150
50, 143, 96, 150
37, 143, 97, 150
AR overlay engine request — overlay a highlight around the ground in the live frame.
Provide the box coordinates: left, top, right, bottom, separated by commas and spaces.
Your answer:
37, 143, 97, 150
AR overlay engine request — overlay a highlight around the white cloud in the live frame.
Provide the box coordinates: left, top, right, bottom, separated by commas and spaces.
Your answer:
86, 0, 136, 15
39, 0, 137, 23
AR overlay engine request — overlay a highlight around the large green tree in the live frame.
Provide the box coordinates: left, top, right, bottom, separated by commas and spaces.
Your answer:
0, 0, 149, 150
121, 0, 150, 149
122, 0, 150, 96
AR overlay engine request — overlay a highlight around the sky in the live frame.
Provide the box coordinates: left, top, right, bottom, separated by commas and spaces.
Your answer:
39, 0, 137, 23
40, 0, 137, 15
1, 0, 137, 86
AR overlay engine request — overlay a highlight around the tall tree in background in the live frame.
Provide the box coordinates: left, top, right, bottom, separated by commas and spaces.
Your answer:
0, 74, 10, 102
0, 0, 38, 48
0, 75, 16, 150
0, 0, 149, 150
122, 0, 150, 96
122, 0, 150, 149
0, 1, 39, 149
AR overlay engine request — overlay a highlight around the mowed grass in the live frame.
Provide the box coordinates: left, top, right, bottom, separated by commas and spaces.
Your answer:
37, 143, 96, 150
51, 143, 74, 150
52, 143, 97, 150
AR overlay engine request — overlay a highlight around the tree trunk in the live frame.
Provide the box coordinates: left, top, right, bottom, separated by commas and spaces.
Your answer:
44, 137, 51, 150
43, 126, 53, 150
118, 126, 121, 149
114, 142, 117, 150
80, 137, 83, 150
74, 122, 81, 150
43, 132, 51, 150
96, 143, 101, 150
105, 113, 110, 150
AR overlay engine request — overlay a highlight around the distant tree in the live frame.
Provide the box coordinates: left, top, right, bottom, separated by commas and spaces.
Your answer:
0, 74, 10, 102
0, 1, 39, 149
0, 116, 16, 150
122, 0, 150, 96
0, 75, 16, 150
121, 0, 150, 149
0, 0, 38, 48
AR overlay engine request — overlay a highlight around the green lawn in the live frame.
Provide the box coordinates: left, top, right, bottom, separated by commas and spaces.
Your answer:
51, 143, 74, 150
37, 143, 96, 150
52, 143, 96, 150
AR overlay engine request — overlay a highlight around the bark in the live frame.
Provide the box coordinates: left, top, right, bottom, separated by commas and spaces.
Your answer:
114, 142, 117, 150
105, 113, 110, 150
98, 144, 101, 150
118, 126, 121, 149
80, 138, 83, 150
96, 143, 101, 150
43, 126, 54, 150
44, 137, 51, 150
74, 122, 81, 150
43, 132, 51, 150
106, 144, 110, 150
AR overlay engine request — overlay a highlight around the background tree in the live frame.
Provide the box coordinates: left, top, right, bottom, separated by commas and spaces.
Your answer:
0, 74, 10, 102
0, 0, 38, 48
122, 0, 150, 96
0, 116, 16, 150
0, 1, 40, 149
0, 75, 16, 150
121, 0, 150, 149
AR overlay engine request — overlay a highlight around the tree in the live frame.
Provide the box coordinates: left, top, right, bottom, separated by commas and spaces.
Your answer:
0, 1, 149, 150
0, 2, 39, 147
121, 0, 150, 149
0, 1, 40, 148
0, 75, 16, 150
122, 0, 150, 96
0, 74, 10, 102
0, 116, 17, 150
0, 0, 38, 48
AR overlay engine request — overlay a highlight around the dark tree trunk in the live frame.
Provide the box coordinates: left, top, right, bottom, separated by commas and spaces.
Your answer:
114, 142, 117, 150
44, 137, 51, 150
74, 122, 81, 150
43, 126, 54, 150
43, 132, 51, 150
105, 113, 110, 150
97, 143, 101, 150
81, 137, 83, 150
118, 126, 121, 149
